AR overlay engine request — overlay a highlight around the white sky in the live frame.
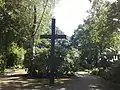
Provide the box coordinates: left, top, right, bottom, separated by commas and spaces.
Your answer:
53, 0, 116, 36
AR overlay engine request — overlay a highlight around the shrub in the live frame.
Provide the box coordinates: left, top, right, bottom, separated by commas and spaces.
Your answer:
90, 68, 99, 75
99, 60, 120, 83
0, 55, 5, 74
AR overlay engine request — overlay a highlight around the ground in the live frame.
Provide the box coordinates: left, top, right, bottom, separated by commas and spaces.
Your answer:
0, 70, 119, 90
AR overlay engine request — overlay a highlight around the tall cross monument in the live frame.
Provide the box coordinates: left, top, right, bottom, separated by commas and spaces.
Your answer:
40, 18, 66, 84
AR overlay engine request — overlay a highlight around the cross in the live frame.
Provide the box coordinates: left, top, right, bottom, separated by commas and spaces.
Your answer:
40, 18, 66, 84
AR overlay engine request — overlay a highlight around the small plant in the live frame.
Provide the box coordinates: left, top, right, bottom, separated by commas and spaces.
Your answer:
90, 68, 99, 75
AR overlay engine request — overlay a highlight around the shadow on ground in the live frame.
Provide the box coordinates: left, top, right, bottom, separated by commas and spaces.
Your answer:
0, 72, 120, 90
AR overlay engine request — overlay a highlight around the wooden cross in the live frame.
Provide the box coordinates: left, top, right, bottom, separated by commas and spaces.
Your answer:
40, 18, 66, 84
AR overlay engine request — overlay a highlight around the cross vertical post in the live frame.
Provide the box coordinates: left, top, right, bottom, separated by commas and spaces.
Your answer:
40, 18, 66, 84
50, 18, 55, 84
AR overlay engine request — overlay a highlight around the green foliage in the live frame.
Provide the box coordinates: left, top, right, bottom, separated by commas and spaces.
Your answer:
71, 24, 99, 69
66, 47, 81, 72
0, 6, 16, 51
0, 0, 56, 73
94, 0, 120, 83
71, 0, 120, 71
109, 61, 120, 83
24, 34, 83, 75
100, 60, 120, 83
33, 47, 49, 74
1, 0, 120, 80
0, 55, 5, 73
7, 42, 26, 67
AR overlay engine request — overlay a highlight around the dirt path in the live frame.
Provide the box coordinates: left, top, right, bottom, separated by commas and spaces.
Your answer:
50, 74, 110, 90
0, 71, 119, 90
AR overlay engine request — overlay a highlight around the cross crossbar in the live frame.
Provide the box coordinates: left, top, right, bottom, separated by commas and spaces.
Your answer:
40, 35, 66, 39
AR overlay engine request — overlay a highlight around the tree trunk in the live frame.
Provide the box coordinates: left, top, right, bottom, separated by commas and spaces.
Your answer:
28, 5, 37, 75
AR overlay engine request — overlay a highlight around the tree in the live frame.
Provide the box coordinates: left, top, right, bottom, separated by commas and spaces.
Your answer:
15, 0, 56, 75
71, 0, 120, 70
0, 1, 18, 71
0, 0, 56, 73
100, 0, 120, 83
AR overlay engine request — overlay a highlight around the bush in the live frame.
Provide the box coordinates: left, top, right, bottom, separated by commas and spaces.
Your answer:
99, 60, 120, 83
8, 42, 26, 68
6, 53, 17, 68
90, 68, 99, 75
107, 61, 120, 83
0, 55, 5, 74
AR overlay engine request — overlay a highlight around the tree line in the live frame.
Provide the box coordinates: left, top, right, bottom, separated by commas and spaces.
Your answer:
0, 0, 120, 84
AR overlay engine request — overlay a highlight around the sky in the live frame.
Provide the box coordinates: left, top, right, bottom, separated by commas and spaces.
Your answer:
53, 0, 116, 36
